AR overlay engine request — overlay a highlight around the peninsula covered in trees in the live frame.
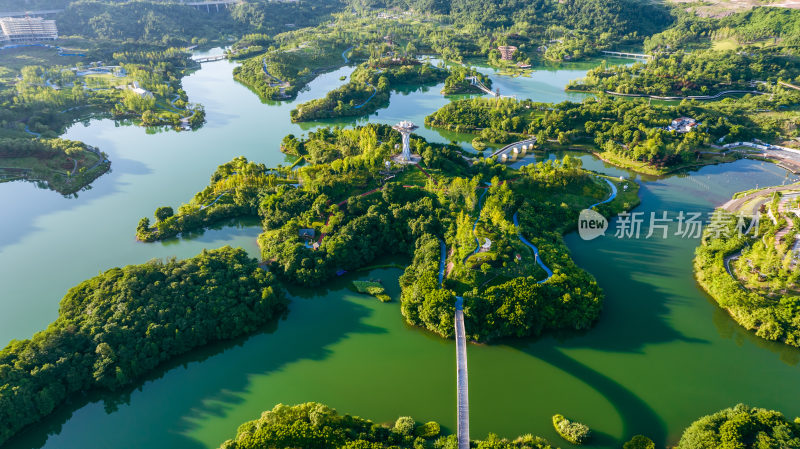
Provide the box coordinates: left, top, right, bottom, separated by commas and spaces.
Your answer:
695, 185, 800, 348
569, 48, 800, 97
290, 58, 448, 122
677, 404, 800, 449
0, 138, 109, 195
136, 124, 637, 341
441, 66, 492, 95
0, 247, 287, 446
425, 90, 800, 174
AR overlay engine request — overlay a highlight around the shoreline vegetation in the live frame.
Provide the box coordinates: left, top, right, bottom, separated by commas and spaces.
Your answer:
0, 138, 110, 195
135, 157, 298, 242
218, 402, 554, 449
0, 0, 342, 194
441, 66, 492, 95
3, 0, 800, 446
552, 414, 591, 445
424, 88, 800, 175
0, 247, 287, 447
135, 124, 639, 342
216, 402, 800, 449
695, 186, 800, 348
290, 57, 448, 122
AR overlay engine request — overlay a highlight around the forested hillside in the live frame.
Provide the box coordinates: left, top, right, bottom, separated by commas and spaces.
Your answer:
56, 0, 343, 44
0, 247, 287, 446
348, 0, 671, 36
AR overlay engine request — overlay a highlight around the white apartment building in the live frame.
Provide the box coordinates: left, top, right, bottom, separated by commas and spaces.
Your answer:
0, 17, 58, 43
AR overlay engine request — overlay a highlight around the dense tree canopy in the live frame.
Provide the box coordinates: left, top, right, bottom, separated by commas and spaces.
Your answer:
141, 126, 632, 342
291, 58, 448, 121
0, 247, 287, 446
571, 49, 800, 97
219, 402, 556, 449
678, 404, 800, 449
695, 208, 800, 347
426, 93, 800, 171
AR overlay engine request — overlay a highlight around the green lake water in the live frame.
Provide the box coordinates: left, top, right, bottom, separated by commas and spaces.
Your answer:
2, 51, 800, 449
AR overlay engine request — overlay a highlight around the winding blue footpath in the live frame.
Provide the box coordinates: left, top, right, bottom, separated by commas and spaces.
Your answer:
24, 125, 41, 138
463, 187, 490, 264
512, 212, 553, 284
450, 176, 619, 449
589, 178, 617, 208
340, 46, 377, 110
352, 84, 377, 109
199, 191, 229, 210
342, 46, 353, 64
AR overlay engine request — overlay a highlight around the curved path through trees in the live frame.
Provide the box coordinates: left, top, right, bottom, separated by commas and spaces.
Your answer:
24, 125, 41, 138
341, 46, 353, 64
199, 191, 230, 210
512, 212, 554, 283
463, 188, 490, 264
724, 251, 745, 288
511, 176, 617, 284
590, 178, 618, 208
604, 89, 766, 101
261, 60, 290, 97
352, 83, 377, 109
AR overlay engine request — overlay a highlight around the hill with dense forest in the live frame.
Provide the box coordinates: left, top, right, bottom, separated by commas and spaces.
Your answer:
347, 0, 671, 36
0, 247, 287, 446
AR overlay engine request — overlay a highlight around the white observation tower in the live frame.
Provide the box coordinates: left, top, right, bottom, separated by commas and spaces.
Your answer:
393, 121, 419, 162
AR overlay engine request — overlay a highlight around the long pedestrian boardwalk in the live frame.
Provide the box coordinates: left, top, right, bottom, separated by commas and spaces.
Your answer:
454, 296, 469, 449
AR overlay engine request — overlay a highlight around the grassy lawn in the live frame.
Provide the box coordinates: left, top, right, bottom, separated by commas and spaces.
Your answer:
711, 38, 739, 51
352, 280, 391, 302
0, 46, 85, 73
602, 175, 640, 211
394, 165, 430, 186
82, 72, 134, 89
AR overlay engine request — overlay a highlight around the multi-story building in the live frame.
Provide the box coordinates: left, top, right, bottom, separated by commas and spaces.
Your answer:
497, 45, 517, 61
0, 17, 58, 43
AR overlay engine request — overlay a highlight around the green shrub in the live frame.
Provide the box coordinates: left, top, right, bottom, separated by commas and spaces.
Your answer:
678, 404, 800, 449
393, 416, 415, 435
414, 421, 441, 438
552, 414, 591, 445
623, 435, 655, 449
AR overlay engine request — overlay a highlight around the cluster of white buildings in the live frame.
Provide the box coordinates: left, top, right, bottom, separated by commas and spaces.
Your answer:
0, 17, 58, 43
124, 81, 154, 99
667, 117, 699, 133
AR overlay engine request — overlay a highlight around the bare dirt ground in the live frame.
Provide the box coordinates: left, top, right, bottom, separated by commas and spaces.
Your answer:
667, 0, 800, 17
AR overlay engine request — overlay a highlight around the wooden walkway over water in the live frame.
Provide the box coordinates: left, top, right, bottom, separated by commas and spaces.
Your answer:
454, 296, 469, 449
